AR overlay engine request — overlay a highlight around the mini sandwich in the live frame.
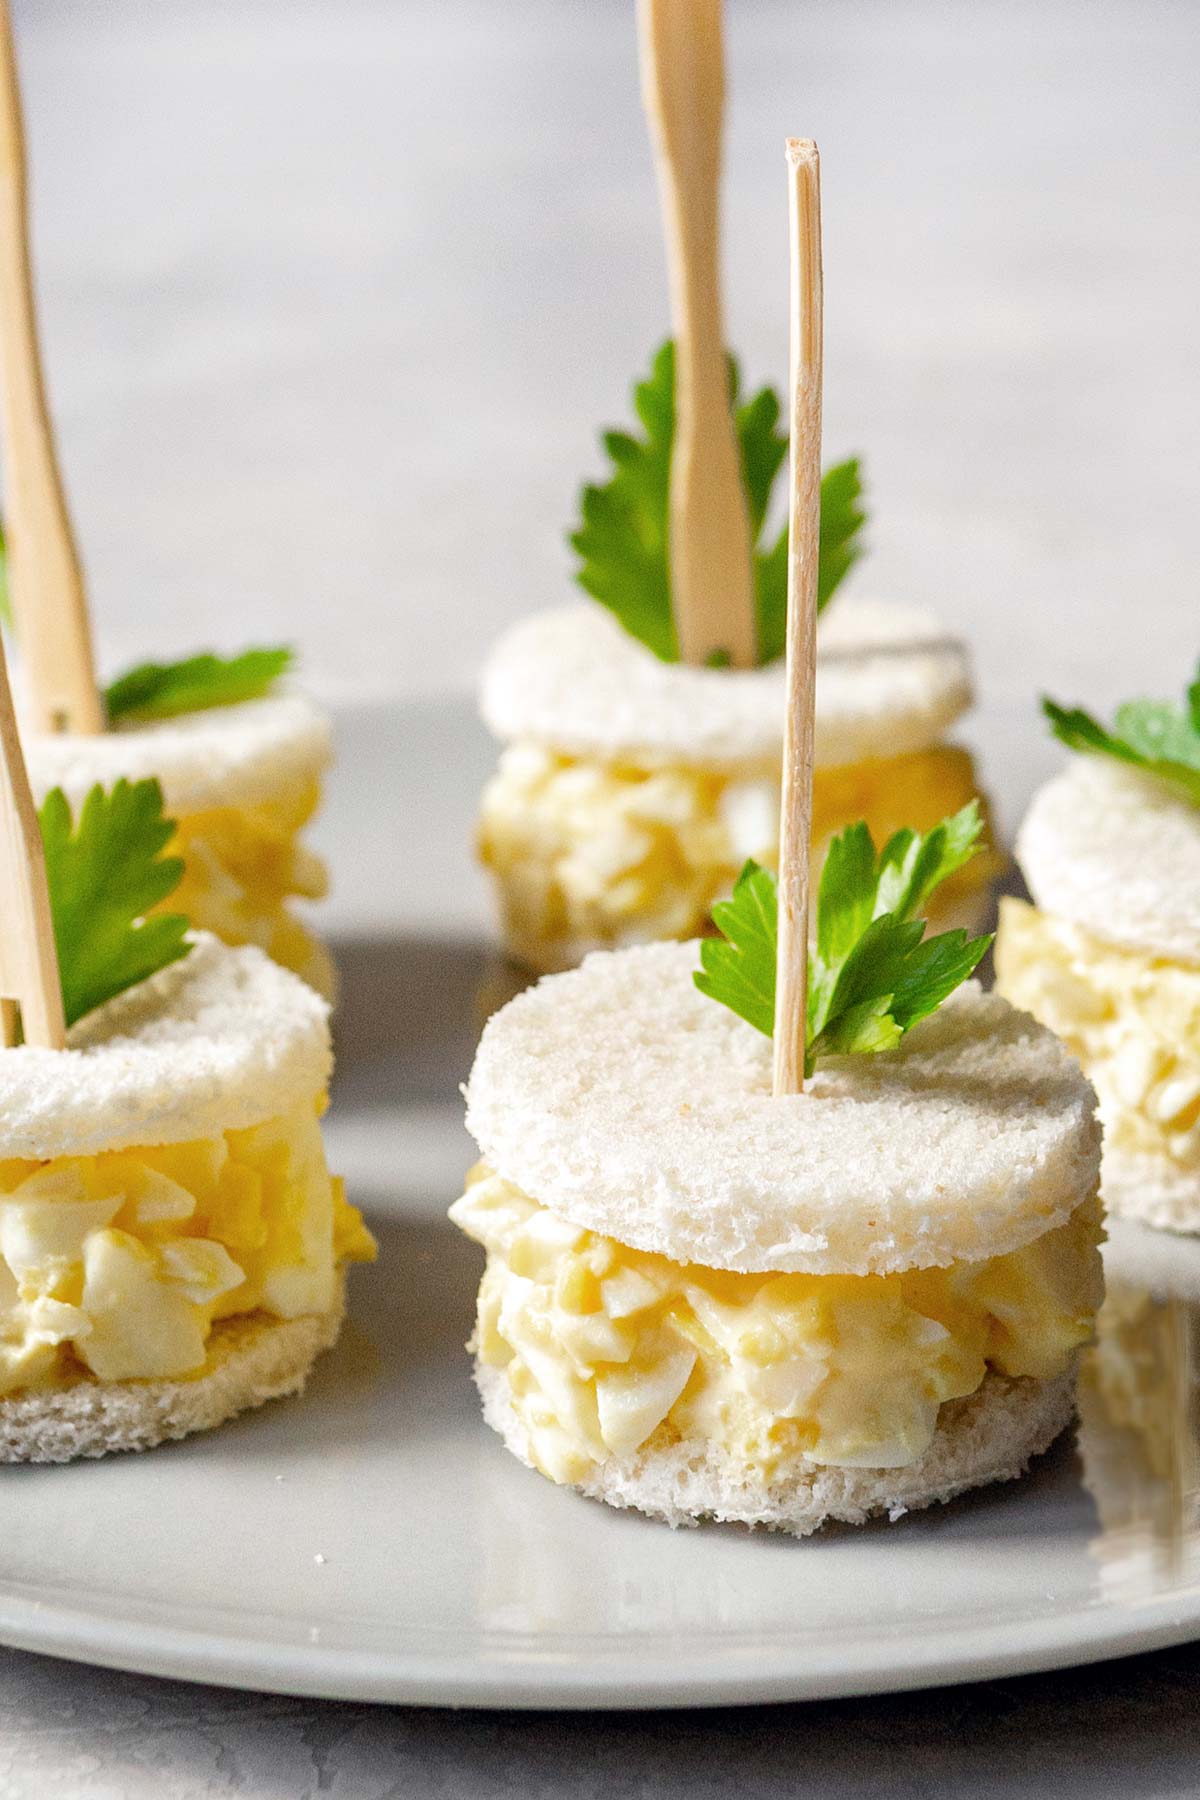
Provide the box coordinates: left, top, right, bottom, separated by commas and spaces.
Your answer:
0, 14, 335, 997
479, 581, 997, 973
25, 667, 336, 998
477, 0, 998, 978
452, 806, 1103, 1534
996, 666, 1200, 1232
0, 745, 373, 1461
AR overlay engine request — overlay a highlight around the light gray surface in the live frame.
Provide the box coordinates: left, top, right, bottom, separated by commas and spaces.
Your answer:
2, 0, 1199, 1791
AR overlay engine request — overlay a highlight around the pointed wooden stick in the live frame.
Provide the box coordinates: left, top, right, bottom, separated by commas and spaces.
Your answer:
638, 0, 756, 670
0, 625, 65, 1047
0, 0, 103, 736
772, 139, 822, 1099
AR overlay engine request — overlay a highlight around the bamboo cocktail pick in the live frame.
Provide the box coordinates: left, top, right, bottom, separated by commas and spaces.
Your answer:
637, 0, 756, 670
0, 0, 103, 736
0, 625, 66, 1048
772, 138, 823, 1098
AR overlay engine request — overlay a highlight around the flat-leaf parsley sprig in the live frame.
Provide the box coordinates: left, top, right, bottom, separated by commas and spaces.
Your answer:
105, 647, 294, 725
571, 341, 865, 666
1043, 661, 1200, 809
39, 778, 191, 1027
694, 802, 992, 1077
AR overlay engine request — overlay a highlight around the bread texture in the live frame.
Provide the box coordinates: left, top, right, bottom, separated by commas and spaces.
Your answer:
1102, 1150, 1200, 1235
1017, 759, 1200, 968
0, 933, 331, 1161
25, 694, 331, 816
476, 1358, 1076, 1536
480, 598, 971, 770
0, 1273, 345, 1464
465, 942, 1101, 1276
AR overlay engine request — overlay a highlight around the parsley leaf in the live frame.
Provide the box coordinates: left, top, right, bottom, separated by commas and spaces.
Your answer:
105, 647, 293, 725
694, 802, 992, 1075
571, 341, 865, 665
1043, 663, 1200, 808
694, 860, 778, 1036
39, 778, 191, 1027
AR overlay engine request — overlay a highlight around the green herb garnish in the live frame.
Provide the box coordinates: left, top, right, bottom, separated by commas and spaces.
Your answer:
39, 778, 190, 1027
105, 647, 293, 725
1043, 664, 1200, 808
571, 341, 865, 665
694, 803, 991, 1076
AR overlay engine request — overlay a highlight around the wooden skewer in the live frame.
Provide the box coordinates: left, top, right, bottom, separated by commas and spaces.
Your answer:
637, 0, 756, 669
0, 0, 103, 736
772, 138, 822, 1098
0, 624, 65, 1048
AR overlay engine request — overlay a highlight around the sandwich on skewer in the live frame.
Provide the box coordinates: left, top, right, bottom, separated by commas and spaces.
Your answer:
0, 4, 335, 996
0, 633, 374, 1463
452, 143, 1103, 1536
995, 666, 1200, 1232
477, 0, 998, 976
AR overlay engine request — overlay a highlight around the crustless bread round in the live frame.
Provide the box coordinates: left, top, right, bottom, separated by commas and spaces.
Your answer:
480, 598, 972, 771
465, 942, 1101, 1277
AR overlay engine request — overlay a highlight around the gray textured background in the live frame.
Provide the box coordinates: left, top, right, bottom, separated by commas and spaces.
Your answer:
12, 0, 1199, 710
2, 0, 1199, 1793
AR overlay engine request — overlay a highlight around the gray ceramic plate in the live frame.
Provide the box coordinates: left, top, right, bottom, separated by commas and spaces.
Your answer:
0, 698, 1197, 1709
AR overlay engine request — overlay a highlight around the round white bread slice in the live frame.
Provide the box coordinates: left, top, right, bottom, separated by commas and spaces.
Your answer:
480, 598, 972, 771
1101, 1150, 1200, 1236
1017, 758, 1200, 968
476, 1358, 1075, 1536
465, 942, 1101, 1277
0, 932, 331, 1161
0, 1273, 345, 1464
24, 694, 331, 815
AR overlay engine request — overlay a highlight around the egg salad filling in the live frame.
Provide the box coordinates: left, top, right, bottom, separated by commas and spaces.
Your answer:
451, 1168, 1102, 1484
478, 741, 999, 971
0, 1102, 375, 1398
166, 778, 334, 997
997, 900, 1200, 1181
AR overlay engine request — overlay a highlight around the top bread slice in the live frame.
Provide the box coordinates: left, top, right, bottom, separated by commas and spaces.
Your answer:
1017, 757, 1200, 969
480, 598, 971, 771
0, 934, 330, 1161
25, 694, 331, 815
465, 942, 1100, 1277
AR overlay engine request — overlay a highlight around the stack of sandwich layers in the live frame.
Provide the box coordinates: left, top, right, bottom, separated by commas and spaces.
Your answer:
479, 599, 997, 973
453, 943, 1103, 1535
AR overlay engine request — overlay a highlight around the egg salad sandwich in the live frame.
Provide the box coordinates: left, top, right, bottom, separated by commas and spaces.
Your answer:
995, 664, 1200, 1232
477, 2, 998, 975
479, 555, 996, 974
452, 804, 1104, 1534
0, 7, 335, 996
0, 680, 374, 1460
23, 658, 337, 999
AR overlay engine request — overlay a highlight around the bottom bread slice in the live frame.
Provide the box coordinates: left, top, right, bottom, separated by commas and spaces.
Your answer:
1102, 1150, 1200, 1236
476, 1358, 1076, 1536
0, 1272, 346, 1465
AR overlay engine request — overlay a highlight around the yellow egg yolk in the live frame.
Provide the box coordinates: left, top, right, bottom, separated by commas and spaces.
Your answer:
478, 742, 1000, 973
0, 1100, 375, 1398
450, 1168, 1103, 1485
164, 777, 334, 997
996, 900, 1200, 1179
